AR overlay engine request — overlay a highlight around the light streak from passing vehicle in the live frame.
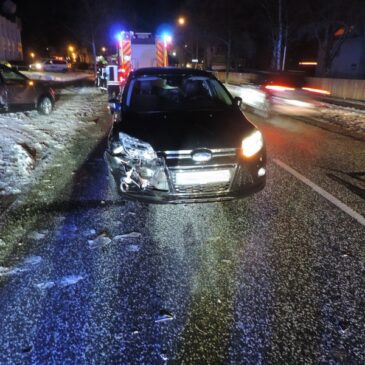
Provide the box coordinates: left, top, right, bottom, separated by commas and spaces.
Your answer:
265, 85, 295, 92
302, 87, 331, 95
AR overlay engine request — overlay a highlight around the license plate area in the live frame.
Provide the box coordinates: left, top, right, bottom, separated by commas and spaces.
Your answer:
175, 169, 231, 186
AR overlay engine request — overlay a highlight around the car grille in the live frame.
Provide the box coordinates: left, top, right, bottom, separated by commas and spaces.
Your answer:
162, 148, 239, 196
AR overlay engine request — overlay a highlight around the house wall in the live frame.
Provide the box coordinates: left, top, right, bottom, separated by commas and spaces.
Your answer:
330, 37, 365, 78
0, 15, 22, 61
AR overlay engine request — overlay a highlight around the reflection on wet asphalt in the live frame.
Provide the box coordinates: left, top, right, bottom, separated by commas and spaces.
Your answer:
0, 114, 364, 364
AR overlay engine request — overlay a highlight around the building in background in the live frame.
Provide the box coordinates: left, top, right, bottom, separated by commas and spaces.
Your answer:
330, 36, 365, 79
0, 0, 22, 61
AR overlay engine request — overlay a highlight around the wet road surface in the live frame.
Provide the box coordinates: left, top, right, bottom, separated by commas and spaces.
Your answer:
0, 110, 364, 364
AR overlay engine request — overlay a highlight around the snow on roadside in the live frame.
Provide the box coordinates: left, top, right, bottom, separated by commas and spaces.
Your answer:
319, 103, 365, 135
0, 86, 106, 197
22, 71, 92, 82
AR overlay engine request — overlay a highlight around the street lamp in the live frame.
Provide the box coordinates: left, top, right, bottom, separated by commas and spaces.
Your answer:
30, 52, 35, 59
68, 45, 74, 53
101, 47, 106, 52
177, 16, 186, 26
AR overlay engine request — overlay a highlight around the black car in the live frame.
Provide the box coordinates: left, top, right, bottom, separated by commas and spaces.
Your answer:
105, 68, 266, 203
0, 63, 55, 115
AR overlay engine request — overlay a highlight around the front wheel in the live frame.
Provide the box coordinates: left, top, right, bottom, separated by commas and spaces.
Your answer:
37, 96, 53, 115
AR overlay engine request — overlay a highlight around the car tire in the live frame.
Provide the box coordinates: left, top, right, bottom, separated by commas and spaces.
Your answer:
37, 96, 53, 115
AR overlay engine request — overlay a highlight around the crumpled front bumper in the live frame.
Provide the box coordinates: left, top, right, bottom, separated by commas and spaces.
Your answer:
104, 149, 266, 204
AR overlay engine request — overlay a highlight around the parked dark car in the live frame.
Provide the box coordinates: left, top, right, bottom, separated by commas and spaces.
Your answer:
0, 63, 56, 114
105, 67, 266, 203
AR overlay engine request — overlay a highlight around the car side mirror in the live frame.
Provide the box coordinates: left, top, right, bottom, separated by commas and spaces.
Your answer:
108, 98, 122, 114
233, 96, 242, 107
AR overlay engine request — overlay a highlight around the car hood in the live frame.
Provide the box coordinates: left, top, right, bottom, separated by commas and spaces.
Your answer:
119, 109, 256, 151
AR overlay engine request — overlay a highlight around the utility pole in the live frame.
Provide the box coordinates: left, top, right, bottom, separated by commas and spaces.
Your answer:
277, 0, 283, 71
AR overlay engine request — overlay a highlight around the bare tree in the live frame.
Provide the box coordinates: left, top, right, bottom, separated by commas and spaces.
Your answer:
304, 0, 357, 76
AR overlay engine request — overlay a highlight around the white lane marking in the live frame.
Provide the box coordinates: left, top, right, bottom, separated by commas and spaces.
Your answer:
273, 159, 365, 227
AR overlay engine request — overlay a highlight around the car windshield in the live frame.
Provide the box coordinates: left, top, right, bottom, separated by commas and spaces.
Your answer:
127, 74, 233, 112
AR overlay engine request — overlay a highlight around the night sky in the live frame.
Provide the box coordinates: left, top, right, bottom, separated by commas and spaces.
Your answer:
14, 0, 184, 53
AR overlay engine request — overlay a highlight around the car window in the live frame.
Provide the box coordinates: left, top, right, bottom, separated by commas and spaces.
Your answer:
0, 67, 26, 84
45, 60, 52, 65
127, 75, 233, 112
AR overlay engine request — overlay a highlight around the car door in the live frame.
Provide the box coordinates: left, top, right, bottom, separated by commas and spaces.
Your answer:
0, 66, 37, 110
43, 60, 53, 72
0, 78, 8, 111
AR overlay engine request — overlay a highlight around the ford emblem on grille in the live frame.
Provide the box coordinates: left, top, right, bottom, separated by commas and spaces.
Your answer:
191, 150, 212, 162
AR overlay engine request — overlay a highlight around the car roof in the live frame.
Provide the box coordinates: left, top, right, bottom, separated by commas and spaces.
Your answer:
131, 67, 215, 79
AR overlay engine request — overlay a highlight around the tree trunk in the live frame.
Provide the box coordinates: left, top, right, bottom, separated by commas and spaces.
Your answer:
276, 0, 283, 71
225, 36, 231, 82
91, 33, 97, 77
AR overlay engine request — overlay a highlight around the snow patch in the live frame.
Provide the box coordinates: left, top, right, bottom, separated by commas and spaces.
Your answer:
0, 86, 106, 197
22, 71, 91, 82
28, 231, 46, 240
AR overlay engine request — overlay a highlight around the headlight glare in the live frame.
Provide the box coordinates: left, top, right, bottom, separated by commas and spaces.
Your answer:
242, 130, 263, 158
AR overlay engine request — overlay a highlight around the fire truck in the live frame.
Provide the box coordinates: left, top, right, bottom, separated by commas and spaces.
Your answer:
104, 31, 171, 97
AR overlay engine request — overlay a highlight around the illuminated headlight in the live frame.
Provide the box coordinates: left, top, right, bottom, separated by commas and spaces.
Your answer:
35, 63, 43, 70
242, 130, 264, 158
112, 133, 157, 161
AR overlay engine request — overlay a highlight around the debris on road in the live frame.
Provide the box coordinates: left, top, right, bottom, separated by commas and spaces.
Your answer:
155, 309, 175, 323
23, 256, 42, 266
113, 232, 142, 241
88, 236, 112, 249
59, 275, 84, 287
126, 244, 140, 252
35, 281, 56, 290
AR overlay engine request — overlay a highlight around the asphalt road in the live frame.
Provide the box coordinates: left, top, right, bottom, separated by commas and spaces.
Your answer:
0, 107, 364, 364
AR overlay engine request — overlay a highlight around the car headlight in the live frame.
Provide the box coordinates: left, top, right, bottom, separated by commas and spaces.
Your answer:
242, 130, 264, 158
112, 133, 157, 161
35, 63, 43, 70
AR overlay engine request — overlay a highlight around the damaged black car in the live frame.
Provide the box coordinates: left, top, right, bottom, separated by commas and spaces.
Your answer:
105, 68, 266, 203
